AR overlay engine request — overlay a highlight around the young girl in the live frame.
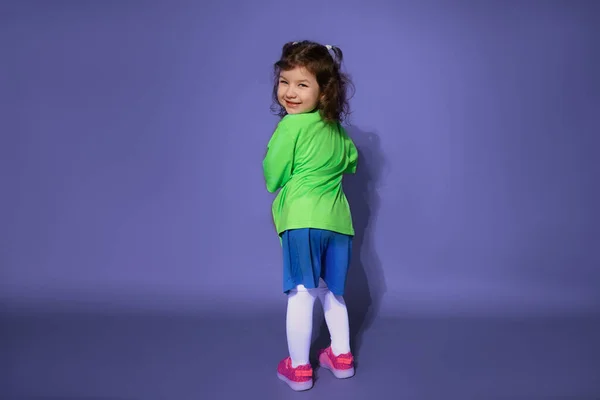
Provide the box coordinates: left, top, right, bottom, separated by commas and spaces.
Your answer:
263, 40, 358, 391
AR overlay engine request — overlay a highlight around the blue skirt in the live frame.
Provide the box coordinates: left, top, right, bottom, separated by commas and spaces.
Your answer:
281, 228, 353, 296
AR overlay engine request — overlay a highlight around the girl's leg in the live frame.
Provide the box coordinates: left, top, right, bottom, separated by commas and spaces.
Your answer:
278, 229, 320, 391
316, 232, 355, 378
318, 280, 351, 356
320, 232, 353, 356
286, 284, 318, 367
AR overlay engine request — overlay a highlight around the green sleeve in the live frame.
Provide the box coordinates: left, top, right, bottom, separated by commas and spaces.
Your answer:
263, 120, 298, 193
344, 136, 358, 174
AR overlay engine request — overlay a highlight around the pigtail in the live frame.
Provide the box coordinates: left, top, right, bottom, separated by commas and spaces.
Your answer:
281, 41, 297, 55
328, 45, 344, 67
283, 40, 308, 56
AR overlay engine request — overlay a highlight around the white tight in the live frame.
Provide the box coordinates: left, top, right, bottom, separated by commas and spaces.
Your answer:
286, 278, 351, 367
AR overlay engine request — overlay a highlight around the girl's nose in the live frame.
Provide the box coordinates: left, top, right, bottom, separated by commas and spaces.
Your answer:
285, 87, 297, 98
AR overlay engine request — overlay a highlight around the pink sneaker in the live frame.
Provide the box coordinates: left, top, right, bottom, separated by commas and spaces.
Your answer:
318, 347, 355, 379
277, 356, 314, 391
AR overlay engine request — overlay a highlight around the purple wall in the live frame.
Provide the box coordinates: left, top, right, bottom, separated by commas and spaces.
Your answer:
1, 0, 598, 317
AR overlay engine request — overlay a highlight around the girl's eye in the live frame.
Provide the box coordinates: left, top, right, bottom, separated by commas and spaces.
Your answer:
279, 80, 288, 85
299, 84, 308, 88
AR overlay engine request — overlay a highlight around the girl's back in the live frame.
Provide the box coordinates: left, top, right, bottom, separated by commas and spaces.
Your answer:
264, 110, 357, 237
292, 111, 353, 190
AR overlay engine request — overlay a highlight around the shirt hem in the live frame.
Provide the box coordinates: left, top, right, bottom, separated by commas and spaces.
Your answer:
276, 222, 355, 237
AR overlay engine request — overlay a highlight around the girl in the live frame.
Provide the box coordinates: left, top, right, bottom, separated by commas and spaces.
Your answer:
263, 40, 358, 392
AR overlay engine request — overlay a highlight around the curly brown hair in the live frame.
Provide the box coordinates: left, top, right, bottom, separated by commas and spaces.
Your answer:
271, 40, 354, 124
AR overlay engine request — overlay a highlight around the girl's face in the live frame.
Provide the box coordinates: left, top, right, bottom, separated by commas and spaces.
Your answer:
277, 66, 321, 115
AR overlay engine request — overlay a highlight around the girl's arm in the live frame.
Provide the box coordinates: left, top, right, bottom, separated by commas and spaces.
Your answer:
263, 120, 297, 193
344, 135, 358, 174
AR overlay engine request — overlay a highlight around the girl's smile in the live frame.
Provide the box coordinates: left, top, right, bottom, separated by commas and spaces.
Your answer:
285, 100, 300, 108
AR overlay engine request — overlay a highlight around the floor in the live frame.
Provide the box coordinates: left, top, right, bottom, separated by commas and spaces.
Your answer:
1, 308, 599, 400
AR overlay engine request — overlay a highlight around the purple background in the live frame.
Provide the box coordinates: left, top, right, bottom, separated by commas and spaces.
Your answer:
2, 0, 598, 317
1, 1, 600, 398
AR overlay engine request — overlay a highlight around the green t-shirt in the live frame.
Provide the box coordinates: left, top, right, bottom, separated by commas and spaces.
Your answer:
263, 111, 358, 236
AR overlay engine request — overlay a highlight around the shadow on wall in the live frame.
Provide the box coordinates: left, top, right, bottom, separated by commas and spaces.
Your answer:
312, 126, 387, 361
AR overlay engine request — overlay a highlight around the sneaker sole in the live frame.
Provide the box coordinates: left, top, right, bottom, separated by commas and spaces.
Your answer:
277, 372, 313, 391
318, 354, 355, 379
